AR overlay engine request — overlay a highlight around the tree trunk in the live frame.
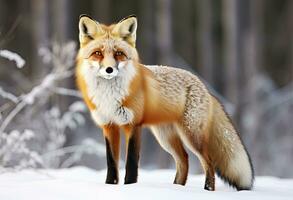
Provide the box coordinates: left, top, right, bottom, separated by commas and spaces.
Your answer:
51, 0, 71, 42
197, 0, 215, 85
289, 1, 293, 81
138, 0, 155, 64
222, 0, 244, 123
92, 0, 111, 24
31, 0, 50, 78
155, 0, 173, 65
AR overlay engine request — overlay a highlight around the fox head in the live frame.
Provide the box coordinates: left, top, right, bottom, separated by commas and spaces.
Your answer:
78, 15, 139, 79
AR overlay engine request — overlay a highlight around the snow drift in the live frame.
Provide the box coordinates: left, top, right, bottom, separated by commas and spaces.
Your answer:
0, 167, 292, 200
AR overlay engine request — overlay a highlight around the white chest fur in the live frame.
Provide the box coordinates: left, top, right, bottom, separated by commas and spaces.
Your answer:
81, 61, 136, 126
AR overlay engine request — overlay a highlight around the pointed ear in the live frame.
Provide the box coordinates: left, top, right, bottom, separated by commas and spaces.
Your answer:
112, 15, 137, 46
78, 14, 104, 44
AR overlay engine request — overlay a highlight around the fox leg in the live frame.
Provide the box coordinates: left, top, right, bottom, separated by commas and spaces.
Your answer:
199, 151, 215, 191
103, 124, 120, 184
176, 123, 215, 190
150, 124, 189, 185
123, 125, 141, 184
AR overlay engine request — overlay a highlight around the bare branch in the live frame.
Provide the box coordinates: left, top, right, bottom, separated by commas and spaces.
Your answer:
0, 87, 18, 103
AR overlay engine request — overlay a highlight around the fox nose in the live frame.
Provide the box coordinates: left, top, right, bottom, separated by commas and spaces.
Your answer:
105, 67, 113, 74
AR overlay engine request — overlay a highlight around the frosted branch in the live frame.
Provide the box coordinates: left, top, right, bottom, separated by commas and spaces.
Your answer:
0, 101, 26, 133
0, 41, 96, 170
42, 139, 106, 167
52, 87, 82, 98
0, 73, 68, 132
0, 50, 25, 68
0, 87, 18, 103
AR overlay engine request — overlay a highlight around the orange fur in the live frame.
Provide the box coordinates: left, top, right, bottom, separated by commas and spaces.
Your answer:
102, 124, 120, 161
121, 64, 184, 125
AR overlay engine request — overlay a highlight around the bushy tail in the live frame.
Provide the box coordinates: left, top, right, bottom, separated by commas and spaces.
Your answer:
209, 97, 254, 190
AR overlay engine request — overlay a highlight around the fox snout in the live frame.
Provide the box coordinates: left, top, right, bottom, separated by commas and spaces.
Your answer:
99, 65, 119, 79
88, 58, 129, 80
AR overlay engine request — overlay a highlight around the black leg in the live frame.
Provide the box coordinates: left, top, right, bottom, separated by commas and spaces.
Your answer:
103, 125, 120, 184
204, 175, 215, 191
124, 126, 141, 184
105, 138, 119, 184
203, 164, 215, 191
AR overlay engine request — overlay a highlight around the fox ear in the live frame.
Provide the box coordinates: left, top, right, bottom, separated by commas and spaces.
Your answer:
79, 14, 104, 44
112, 15, 137, 46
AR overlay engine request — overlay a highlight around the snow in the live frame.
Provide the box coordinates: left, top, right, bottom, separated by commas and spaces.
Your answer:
0, 167, 292, 200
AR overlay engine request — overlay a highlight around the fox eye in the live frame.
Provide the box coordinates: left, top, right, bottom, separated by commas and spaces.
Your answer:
91, 51, 103, 60
115, 51, 124, 57
94, 51, 102, 56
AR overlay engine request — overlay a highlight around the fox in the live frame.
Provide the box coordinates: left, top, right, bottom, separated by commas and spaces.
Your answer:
75, 14, 254, 191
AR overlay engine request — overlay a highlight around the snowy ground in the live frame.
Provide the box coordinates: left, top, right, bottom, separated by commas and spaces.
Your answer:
0, 167, 292, 200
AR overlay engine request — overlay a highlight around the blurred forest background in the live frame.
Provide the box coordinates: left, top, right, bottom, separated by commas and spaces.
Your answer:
0, 0, 292, 178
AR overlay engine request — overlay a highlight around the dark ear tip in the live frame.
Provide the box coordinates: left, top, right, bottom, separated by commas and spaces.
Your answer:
79, 14, 93, 20
127, 14, 137, 19
119, 14, 137, 23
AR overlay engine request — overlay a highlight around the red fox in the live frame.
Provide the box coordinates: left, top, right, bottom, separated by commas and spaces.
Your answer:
75, 14, 254, 191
